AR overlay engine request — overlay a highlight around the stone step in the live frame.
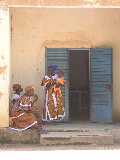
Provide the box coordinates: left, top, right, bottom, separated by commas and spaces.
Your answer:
40, 131, 113, 145
0, 128, 39, 144
0, 128, 114, 145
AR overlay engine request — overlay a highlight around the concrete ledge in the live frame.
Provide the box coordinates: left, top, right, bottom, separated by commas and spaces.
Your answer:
0, 128, 39, 144
40, 132, 113, 145
1, 127, 119, 144
45, 128, 120, 140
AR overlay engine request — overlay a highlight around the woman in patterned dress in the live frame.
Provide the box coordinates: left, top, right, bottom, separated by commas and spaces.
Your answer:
10, 86, 47, 134
41, 65, 65, 122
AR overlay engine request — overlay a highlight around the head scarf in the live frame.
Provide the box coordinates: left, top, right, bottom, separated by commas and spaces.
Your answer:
25, 86, 34, 93
12, 84, 20, 91
48, 65, 58, 71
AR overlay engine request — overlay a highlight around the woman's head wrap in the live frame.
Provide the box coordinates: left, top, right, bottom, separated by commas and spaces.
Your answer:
48, 65, 58, 71
12, 84, 20, 91
25, 86, 34, 93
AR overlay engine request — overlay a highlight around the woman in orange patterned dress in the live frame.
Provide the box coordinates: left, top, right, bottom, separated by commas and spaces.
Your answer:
10, 86, 47, 134
41, 65, 65, 122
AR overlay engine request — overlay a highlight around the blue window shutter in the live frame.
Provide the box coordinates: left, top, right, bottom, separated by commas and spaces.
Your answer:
45, 48, 69, 122
90, 48, 113, 123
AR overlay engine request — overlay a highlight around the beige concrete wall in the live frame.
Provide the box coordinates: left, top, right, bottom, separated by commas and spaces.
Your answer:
10, 7, 120, 121
0, 9, 10, 127
1, 0, 120, 127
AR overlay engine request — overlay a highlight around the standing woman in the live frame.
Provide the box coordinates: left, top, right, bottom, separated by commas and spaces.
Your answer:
41, 65, 65, 122
10, 86, 47, 134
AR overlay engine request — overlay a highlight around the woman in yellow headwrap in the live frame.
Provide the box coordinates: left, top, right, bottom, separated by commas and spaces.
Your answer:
10, 86, 47, 134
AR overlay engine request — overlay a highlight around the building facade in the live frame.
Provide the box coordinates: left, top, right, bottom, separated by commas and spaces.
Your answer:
1, 0, 120, 127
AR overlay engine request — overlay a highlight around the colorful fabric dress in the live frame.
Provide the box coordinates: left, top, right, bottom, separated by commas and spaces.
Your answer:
11, 94, 22, 101
10, 95, 38, 131
54, 77, 65, 97
41, 74, 65, 121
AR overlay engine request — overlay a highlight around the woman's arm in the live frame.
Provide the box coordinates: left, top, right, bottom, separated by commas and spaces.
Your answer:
12, 99, 16, 104
25, 109, 39, 118
46, 83, 54, 87
31, 94, 38, 106
55, 82, 63, 88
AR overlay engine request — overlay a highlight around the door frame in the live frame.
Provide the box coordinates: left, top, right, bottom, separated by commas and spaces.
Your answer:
45, 47, 113, 123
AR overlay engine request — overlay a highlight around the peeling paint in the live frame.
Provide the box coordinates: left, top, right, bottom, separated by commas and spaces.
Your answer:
1, 55, 4, 59
0, 0, 120, 14
40, 39, 93, 49
0, 65, 7, 74
0, 92, 4, 99
0, 18, 2, 23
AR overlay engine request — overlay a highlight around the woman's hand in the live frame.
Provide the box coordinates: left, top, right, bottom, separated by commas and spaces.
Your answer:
31, 94, 38, 106
33, 94, 38, 100
56, 83, 62, 87
52, 82, 57, 85
46, 83, 54, 87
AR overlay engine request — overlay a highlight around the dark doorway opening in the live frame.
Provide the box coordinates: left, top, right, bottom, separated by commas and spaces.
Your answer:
69, 49, 90, 122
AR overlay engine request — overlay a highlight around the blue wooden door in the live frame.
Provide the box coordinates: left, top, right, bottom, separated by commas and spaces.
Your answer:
45, 48, 69, 122
90, 48, 113, 123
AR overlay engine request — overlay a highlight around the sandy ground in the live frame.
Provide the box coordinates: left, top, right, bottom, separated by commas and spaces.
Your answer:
1, 143, 119, 160
0, 143, 120, 151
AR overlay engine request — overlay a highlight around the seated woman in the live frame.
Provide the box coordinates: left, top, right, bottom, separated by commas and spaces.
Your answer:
11, 84, 23, 104
10, 86, 47, 134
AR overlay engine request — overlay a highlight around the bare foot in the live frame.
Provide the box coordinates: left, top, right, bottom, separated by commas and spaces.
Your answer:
39, 129, 48, 134
37, 126, 48, 134
42, 121, 46, 125
38, 122, 42, 126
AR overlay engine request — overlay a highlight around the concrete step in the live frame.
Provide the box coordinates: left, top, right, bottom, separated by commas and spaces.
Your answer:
0, 128, 114, 145
40, 131, 113, 145
0, 128, 39, 144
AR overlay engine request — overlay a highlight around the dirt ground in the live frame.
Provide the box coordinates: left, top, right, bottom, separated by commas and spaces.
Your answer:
0, 143, 120, 151
0, 143, 119, 160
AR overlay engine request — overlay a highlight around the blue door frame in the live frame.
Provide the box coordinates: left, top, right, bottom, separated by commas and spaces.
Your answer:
46, 48, 113, 123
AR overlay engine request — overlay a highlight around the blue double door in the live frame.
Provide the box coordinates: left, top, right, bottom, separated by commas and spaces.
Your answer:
46, 48, 113, 123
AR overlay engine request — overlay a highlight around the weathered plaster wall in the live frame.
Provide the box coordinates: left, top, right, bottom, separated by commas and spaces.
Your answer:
0, 7, 10, 127
1, 0, 120, 127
